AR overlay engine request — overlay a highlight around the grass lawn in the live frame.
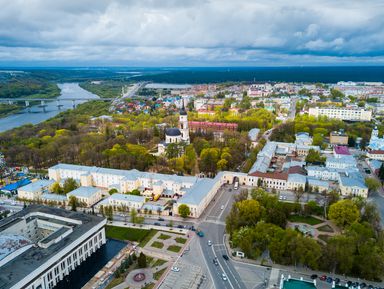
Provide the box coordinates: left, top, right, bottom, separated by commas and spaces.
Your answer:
105, 276, 124, 289
152, 259, 167, 268
317, 224, 334, 233
158, 233, 171, 240
151, 241, 164, 249
167, 245, 182, 253
175, 237, 187, 244
288, 215, 323, 226
105, 226, 150, 242
318, 234, 331, 243
142, 283, 155, 289
153, 268, 167, 280
139, 229, 158, 247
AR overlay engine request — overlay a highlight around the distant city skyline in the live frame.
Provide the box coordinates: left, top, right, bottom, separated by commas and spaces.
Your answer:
0, 0, 383, 66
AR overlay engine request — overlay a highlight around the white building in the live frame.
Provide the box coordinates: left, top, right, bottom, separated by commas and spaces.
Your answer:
338, 172, 368, 198
67, 186, 104, 207
366, 150, 384, 161
368, 126, 384, 151
326, 155, 357, 169
0, 205, 106, 289
295, 132, 313, 146
96, 193, 145, 211
308, 107, 372, 121
17, 180, 55, 201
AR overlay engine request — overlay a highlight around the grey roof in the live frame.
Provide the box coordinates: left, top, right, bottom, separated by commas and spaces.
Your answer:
18, 180, 54, 193
307, 178, 329, 189
288, 174, 307, 184
248, 128, 260, 141
165, 128, 181, 136
41, 193, 67, 202
178, 177, 217, 206
67, 186, 101, 198
0, 205, 105, 289
102, 193, 145, 203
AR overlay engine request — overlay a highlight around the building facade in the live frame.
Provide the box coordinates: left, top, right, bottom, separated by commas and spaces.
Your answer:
308, 107, 372, 121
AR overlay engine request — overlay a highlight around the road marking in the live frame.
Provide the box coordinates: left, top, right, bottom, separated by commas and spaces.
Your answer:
197, 237, 218, 289
211, 245, 235, 289
217, 197, 232, 220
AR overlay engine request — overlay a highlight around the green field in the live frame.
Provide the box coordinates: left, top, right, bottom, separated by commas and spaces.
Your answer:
153, 268, 167, 280
167, 245, 182, 253
175, 237, 187, 244
288, 215, 323, 225
158, 233, 171, 240
106, 225, 153, 242
151, 241, 164, 249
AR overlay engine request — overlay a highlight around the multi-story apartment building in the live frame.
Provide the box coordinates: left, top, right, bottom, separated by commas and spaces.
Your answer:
308, 107, 372, 121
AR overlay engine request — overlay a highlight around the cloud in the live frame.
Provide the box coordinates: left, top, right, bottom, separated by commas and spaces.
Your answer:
0, 0, 383, 65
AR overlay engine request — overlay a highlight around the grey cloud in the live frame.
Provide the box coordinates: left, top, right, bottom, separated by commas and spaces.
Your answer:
0, 0, 383, 65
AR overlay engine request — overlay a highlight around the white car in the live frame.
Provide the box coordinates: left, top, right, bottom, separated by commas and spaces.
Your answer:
208, 240, 212, 246
171, 266, 180, 272
221, 205, 225, 210
222, 273, 227, 281
279, 196, 283, 200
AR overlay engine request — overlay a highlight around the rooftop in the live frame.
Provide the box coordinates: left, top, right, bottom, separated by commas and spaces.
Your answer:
17, 180, 54, 193
0, 205, 105, 289
334, 146, 351, 155
67, 186, 101, 198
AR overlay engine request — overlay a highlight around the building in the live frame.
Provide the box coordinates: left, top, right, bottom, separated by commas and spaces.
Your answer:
0, 205, 106, 289
295, 132, 313, 146
67, 186, 103, 207
338, 172, 368, 198
326, 154, 356, 169
17, 180, 55, 201
308, 107, 372, 121
330, 130, 348, 145
158, 106, 190, 154
366, 150, 384, 161
96, 193, 145, 211
368, 126, 384, 151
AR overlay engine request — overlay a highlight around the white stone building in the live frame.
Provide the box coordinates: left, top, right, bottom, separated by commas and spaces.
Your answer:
17, 180, 55, 201
308, 107, 372, 121
0, 205, 106, 289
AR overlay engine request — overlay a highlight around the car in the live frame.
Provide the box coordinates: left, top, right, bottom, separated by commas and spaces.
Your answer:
279, 196, 283, 200
326, 277, 333, 283
360, 283, 367, 288
310, 274, 318, 280
154, 222, 161, 226
283, 196, 287, 200
213, 258, 218, 266
158, 217, 165, 221
368, 285, 373, 289
177, 225, 183, 228
347, 281, 353, 287
222, 254, 229, 260
208, 240, 212, 246
365, 169, 371, 174
334, 278, 340, 285
171, 266, 180, 272
222, 273, 227, 281
320, 275, 327, 281
221, 205, 225, 210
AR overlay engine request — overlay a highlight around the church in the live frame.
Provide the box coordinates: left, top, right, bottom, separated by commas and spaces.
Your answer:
368, 126, 384, 151
157, 104, 190, 155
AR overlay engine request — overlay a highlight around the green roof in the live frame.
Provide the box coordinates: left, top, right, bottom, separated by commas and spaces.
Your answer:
283, 279, 316, 289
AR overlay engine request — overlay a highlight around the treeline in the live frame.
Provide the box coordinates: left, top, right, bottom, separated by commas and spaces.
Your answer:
270, 114, 383, 148
226, 189, 384, 280
0, 76, 60, 99
79, 80, 131, 98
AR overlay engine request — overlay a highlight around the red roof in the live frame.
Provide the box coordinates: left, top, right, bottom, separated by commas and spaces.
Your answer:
368, 150, 384, 155
334, 146, 351, 155
249, 171, 288, 180
288, 166, 306, 175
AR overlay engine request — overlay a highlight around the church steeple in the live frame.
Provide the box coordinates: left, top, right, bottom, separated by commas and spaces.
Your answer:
179, 98, 190, 144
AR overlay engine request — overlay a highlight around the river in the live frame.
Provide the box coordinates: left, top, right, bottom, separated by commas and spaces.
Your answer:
0, 83, 100, 133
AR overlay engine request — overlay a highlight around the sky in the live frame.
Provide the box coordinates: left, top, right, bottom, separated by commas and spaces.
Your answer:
0, 0, 384, 66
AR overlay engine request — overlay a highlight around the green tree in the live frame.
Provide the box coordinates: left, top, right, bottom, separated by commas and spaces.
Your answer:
365, 177, 381, 193
51, 182, 63, 194
178, 204, 191, 218
130, 208, 138, 224
305, 149, 325, 163
63, 178, 79, 194
68, 195, 79, 211
138, 252, 147, 268
328, 199, 360, 228
378, 163, 384, 181
235, 199, 262, 227
109, 188, 118, 195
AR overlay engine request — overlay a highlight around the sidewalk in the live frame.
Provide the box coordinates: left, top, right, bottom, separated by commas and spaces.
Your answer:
109, 220, 189, 235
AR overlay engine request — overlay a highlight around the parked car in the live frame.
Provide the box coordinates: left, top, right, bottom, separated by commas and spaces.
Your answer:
334, 278, 340, 284
177, 225, 183, 228
360, 283, 367, 288
310, 274, 318, 280
154, 222, 161, 226
171, 266, 180, 272
326, 277, 333, 283
320, 275, 327, 281
158, 217, 165, 221
222, 254, 229, 260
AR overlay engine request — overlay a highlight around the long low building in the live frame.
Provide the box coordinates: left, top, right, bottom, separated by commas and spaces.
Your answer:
0, 205, 106, 289
308, 106, 372, 121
